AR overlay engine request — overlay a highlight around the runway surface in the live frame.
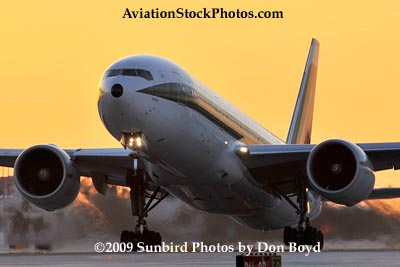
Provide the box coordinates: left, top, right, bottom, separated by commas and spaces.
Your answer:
0, 251, 399, 267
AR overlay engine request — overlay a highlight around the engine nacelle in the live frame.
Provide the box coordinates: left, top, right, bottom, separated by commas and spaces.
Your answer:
14, 144, 80, 211
306, 139, 375, 206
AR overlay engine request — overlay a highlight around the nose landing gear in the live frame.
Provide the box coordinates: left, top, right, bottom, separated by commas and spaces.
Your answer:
120, 166, 168, 251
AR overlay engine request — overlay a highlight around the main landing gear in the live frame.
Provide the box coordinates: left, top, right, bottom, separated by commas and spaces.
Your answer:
283, 220, 324, 249
120, 167, 168, 251
279, 178, 324, 249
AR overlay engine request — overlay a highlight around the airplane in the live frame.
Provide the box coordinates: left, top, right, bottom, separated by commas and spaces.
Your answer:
1, 38, 400, 250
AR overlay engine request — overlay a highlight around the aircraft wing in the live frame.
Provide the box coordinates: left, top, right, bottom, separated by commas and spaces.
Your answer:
0, 148, 140, 188
240, 142, 400, 199
0, 149, 22, 167
367, 188, 400, 199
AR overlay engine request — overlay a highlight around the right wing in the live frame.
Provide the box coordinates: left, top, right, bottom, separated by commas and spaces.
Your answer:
67, 148, 141, 186
0, 149, 22, 167
0, 147, 145, 188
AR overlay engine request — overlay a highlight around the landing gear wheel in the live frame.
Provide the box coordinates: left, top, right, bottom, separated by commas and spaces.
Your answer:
284, 226, 296, 246
304, 226, 317, 245
120, 229, 162, 251
120, 230, 130, 244
151, 231, 162, 246
141, 230, 162, 246
283, 225, 324, 249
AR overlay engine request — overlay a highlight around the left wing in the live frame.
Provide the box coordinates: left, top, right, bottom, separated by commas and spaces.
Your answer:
240, 142, 400, 199
367, 188, 400, 199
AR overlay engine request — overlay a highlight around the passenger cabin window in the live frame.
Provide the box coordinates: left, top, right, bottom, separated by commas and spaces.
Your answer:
105, 68, 153, 81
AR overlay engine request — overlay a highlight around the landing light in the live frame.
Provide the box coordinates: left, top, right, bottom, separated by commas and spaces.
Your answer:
135, 137, 142, 147
238, 146, 249, 155
128, 137, 134, 147
121, 132, 143, 150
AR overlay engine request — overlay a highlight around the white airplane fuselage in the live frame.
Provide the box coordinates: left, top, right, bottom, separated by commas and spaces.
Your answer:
98, 55, 321, 231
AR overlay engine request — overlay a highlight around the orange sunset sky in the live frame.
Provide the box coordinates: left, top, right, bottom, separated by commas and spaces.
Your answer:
1, 1, 400, 187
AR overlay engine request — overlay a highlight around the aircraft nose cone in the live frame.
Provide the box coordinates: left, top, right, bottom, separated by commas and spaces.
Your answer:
111, 83, 123, 98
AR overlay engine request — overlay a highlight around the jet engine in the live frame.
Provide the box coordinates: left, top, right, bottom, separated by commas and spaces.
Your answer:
14, 144, 80, 211
306, 139, 375, 206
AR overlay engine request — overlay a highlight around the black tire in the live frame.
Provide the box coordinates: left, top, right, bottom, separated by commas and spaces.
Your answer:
283, 226, 294, 246
138, 230, 149, 245
120, 230, 130, 244
121, 229, 162, 251
295, 229, 305, 246
142, 230, 160, 246
149, 231, 161, 246
304, 226, 316, 245
154, 232, 162, 246
129, 231, 139, 252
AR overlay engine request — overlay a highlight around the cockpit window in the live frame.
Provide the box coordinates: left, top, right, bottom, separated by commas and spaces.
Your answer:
106, 69, 122, 78
137, 69, 146, 79
122, 69, 137, 76
105, 68, 153, 81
